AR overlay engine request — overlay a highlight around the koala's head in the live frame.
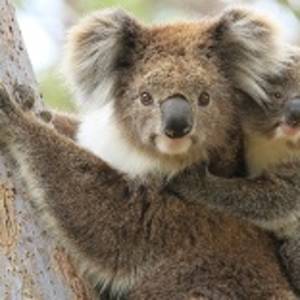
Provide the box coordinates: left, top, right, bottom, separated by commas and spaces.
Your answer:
240, 48, 300, 147
64, 8, 288, 177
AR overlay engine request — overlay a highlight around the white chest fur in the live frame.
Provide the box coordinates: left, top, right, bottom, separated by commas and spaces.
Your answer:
76, 103, 165, 178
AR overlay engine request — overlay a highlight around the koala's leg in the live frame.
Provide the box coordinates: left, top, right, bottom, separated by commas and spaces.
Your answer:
280, 234, 300, 294
170, 165, 300, 230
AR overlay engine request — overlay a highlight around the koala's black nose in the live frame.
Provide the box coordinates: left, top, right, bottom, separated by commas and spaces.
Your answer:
284, 98, 300, 127
161, 95, 193, 139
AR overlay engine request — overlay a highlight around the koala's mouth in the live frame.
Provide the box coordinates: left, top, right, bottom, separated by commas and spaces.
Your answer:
273, 98, 300, 143
154, 135, 193, 155
273, 120, 300, 145
280, 123, 300, 136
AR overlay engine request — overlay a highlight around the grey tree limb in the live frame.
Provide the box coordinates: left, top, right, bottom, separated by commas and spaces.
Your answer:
0, 1, 89, 299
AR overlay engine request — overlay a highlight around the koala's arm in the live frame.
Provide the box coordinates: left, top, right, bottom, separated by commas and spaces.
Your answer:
170, 164, 300, 230
0, 85, 141, 273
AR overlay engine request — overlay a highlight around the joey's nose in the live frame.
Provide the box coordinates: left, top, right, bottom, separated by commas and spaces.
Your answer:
284, 98, 300, 127
161, 95, 193, 139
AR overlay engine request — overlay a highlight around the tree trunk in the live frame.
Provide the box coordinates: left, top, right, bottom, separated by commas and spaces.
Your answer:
0, 1, 89, 299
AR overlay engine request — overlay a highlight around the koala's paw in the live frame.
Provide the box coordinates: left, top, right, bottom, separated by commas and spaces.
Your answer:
0, 83, 19, 119
279, 238, 300, 293
13, 83, 36, 111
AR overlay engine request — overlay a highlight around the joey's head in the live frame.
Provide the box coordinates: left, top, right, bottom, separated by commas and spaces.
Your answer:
241, 49, 300, 148
64, 8, 288, 178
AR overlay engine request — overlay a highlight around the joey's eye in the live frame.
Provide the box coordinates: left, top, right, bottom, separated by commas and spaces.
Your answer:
198, 92, 210, 107
273, 92, 282, 99
140, 92, 153, 106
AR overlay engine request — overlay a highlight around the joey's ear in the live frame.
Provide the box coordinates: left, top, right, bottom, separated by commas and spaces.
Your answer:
213, 7, 291, 106
63, 8, 142, 106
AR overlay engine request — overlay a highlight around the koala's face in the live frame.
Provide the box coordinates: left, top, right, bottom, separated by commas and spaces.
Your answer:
65, 8, 288, 172
113, 24, 235, 163
241, 52, 300, 147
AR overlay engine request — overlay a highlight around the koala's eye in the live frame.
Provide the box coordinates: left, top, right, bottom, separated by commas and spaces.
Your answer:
140, 92, 153, 106
273, 92, 282, 99
198, 92, 210, 107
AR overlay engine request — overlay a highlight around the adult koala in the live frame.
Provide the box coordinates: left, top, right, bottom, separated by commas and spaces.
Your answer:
0, 7, 296, 300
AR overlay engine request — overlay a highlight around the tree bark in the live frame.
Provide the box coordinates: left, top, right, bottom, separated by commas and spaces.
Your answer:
0, 1, 89, 299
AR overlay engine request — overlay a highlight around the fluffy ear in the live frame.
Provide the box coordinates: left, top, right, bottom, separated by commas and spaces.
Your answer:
63, 8, 142, 107
213, 7, 291, 106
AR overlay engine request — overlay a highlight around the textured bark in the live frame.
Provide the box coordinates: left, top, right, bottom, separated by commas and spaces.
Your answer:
0, 1, 89, 299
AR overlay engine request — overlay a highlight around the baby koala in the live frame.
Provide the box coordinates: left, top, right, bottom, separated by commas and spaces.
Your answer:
171, 49, 300, 292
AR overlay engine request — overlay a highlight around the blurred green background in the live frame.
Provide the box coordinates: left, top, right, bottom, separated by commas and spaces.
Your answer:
13, 0, 300, 112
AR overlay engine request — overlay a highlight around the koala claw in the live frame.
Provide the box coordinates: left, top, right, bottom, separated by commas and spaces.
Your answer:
13, 83, 35, 111
0, 84, 16, 114
38, 110, 53, 123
